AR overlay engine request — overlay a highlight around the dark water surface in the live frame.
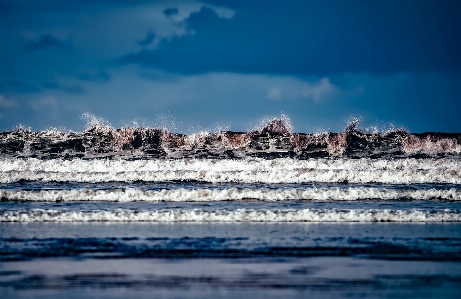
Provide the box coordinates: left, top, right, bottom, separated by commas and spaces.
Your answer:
1, 223, 461, 298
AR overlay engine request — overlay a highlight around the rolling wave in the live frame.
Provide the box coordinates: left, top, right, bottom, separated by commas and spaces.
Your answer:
1, 158, 460, 184
1, 208, 460, 222
1, 187, 460, 202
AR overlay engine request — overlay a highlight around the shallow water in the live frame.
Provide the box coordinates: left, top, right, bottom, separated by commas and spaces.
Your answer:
1, 223, 461, 298
1, 149, 461, 298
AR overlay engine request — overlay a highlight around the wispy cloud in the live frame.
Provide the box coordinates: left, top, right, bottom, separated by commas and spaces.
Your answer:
204, 5, 236, 19
0, 95, 18, 108
265, 77, 338, 101
30, 97, 60, 120
266, 87, 282, 100
301, 78, 337, 101
30, 97, 58, 110
138, 31, 156, 46
0, 95, 19, 119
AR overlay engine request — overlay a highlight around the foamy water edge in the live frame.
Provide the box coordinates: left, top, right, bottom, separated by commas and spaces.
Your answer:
1, 209, 460, 222
1, 187, 460, 202
1, 158, 460, 184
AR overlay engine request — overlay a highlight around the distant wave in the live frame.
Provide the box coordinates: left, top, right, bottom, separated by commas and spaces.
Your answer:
1, 117, 460, 160
1, 208, 460, 222
1, 158, 460, 184
1, 187, 460, 202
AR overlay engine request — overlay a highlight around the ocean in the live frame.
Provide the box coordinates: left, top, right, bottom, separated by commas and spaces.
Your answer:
1, 118, 461, 298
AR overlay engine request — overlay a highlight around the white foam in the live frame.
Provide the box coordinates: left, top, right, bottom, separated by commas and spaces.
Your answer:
1, 158, 460, 184
1, 187, 460, 202
1, 208, 459, 222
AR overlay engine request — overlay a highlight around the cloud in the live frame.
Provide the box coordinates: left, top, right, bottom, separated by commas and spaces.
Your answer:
203, 4, 235, 19
30, 97, 58, 110
114, 2, 461, 76
138, 30, 156, 46
3, 0, 461, 134
114, 7, 232, 72
40, 81, 85, 94
24, 34, 68, 50
163, 7, 179, 16
300, 78, 337, 101
0, 95, 18, 108
0, 95, 19, 120
29, 96, 60, 120
266, 77, 337, 101
266, 87, 282, 100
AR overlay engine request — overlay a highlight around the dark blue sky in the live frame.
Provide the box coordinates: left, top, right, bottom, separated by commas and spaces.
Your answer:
1, 0, 460, 133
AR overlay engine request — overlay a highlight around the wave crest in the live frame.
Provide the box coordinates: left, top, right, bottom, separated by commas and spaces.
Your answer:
2, 208, 460, 222
1, 116, 460, 159
1, 187, 460, 202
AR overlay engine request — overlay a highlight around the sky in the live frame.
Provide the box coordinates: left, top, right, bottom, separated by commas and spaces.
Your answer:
0, 0, 460, 133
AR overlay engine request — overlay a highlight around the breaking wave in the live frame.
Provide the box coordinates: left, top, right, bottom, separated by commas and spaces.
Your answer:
2, 116, 461, 224
1, 187, 460, 202
1, 157, 460, 184
1, 116, 460, 160
1, 208, 460, 222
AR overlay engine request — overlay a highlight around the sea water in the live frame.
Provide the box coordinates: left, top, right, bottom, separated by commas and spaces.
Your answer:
1, 122, 461, 298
